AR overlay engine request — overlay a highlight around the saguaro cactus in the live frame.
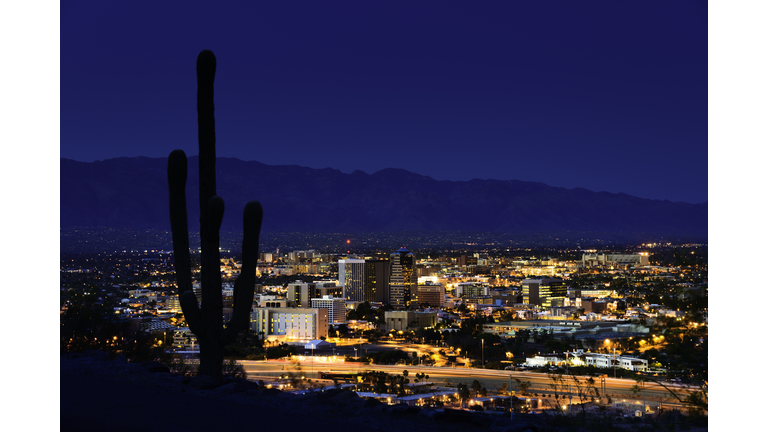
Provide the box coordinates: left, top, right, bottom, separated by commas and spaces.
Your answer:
168, 50, 263, 379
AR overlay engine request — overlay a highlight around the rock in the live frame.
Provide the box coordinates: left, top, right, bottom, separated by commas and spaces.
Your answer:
418, 408, 442, 420
292, 392, 319, 403
511, 425, 538, 432
405, 406, 421, 415
490, 417, 514, 432
369, 404, 384, 414
210, 382, 238, 394
138, 362, 170, 374
260, 387, 281, 398
388, 404, 408, 415
328, 390, 362, 407
363, 398, 383, 409
470, 414, 495, 427
82, 350, 110, 362
442, 408, 475, 423
315, 388, 347, 402
229, 381, 260, 393
189, 375, 224, 390
111, 354, 127, 363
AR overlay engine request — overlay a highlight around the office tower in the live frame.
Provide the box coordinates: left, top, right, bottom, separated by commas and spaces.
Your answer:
522, 277, 567, 309
417, 284, 445, 307
365, 257, 390, 303
311, 295, 347, 324
339, 258, 365, 302
455, 283, 489, 297
288, 282, 344, 307
389, 247, 416, 309
287, 282, 313, 307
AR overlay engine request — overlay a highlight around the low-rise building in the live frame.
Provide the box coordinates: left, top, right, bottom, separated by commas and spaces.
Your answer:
524, 350, 648, 372
173, 327, 198, 349
417, 284, 445, 307
384, 310, 438, 331
250, 307, 329, 342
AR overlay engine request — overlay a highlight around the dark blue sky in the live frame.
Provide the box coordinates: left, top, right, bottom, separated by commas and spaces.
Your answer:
61, 1, 708, 204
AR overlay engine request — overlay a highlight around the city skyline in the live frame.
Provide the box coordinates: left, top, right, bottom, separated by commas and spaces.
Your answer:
7, 1, 762, 428
61, 2, 707, 204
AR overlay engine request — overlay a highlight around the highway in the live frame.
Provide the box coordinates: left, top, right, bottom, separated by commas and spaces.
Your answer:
238, 359, 695, 409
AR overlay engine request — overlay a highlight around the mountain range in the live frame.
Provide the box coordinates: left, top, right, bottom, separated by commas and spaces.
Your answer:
60, 157, 707, 240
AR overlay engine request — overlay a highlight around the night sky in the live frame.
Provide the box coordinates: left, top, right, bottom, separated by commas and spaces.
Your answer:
61, 1, 708, 204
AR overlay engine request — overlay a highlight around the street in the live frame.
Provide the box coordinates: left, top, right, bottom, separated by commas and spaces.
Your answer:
238, 358, 693, 411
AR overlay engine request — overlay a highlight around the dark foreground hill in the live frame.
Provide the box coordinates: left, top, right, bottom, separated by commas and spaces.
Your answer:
60, 157, 706, 240
59, 353, 708, 432
59, 353, 530, 432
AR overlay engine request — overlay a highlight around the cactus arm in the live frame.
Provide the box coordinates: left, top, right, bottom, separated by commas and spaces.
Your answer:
168, 149, 204, 335
167, 149, 193, 295
222, 201, 263, 345
180, 290, 203, 335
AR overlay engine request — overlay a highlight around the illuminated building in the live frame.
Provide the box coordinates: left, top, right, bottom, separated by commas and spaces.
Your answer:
250, 307, 329, 341
339, 258, 365, 302
455, 283, 489, 297
287, 282, 343, 307
522, 278, 566, 309
389, 247, 416, 309
311, 295, 347, 324
365, 257, 390, 303
384, 310, 438, 331
417, 284, 445, 307
581, 253, 649, 267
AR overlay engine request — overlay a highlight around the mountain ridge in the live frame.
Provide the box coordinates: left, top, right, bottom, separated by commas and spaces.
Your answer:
60, 156, 707, 239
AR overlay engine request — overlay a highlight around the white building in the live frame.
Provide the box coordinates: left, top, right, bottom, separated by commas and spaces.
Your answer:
250, 307, 329, 342
582, 253, 649, 267
524, 351, 649, 372
311, 295, 347, 324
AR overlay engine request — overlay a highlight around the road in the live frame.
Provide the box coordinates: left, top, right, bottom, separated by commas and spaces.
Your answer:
238, 358, 695, 409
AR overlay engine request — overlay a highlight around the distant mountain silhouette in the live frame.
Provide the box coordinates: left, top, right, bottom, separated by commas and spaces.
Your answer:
60, 157, 707, 239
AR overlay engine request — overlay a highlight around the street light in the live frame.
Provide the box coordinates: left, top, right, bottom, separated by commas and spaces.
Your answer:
603, 339, 618, 378
481, 339, 485, 368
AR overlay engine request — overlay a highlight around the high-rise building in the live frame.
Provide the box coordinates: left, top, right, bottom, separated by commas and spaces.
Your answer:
339, 258, 365, 302
287, 282, 343, 307
389, 247, 416, 309
365, 257, 390, 303
311, 295, 347, 324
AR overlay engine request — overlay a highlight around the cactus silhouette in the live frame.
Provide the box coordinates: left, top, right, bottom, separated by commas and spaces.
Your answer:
168, 50, 263, 379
